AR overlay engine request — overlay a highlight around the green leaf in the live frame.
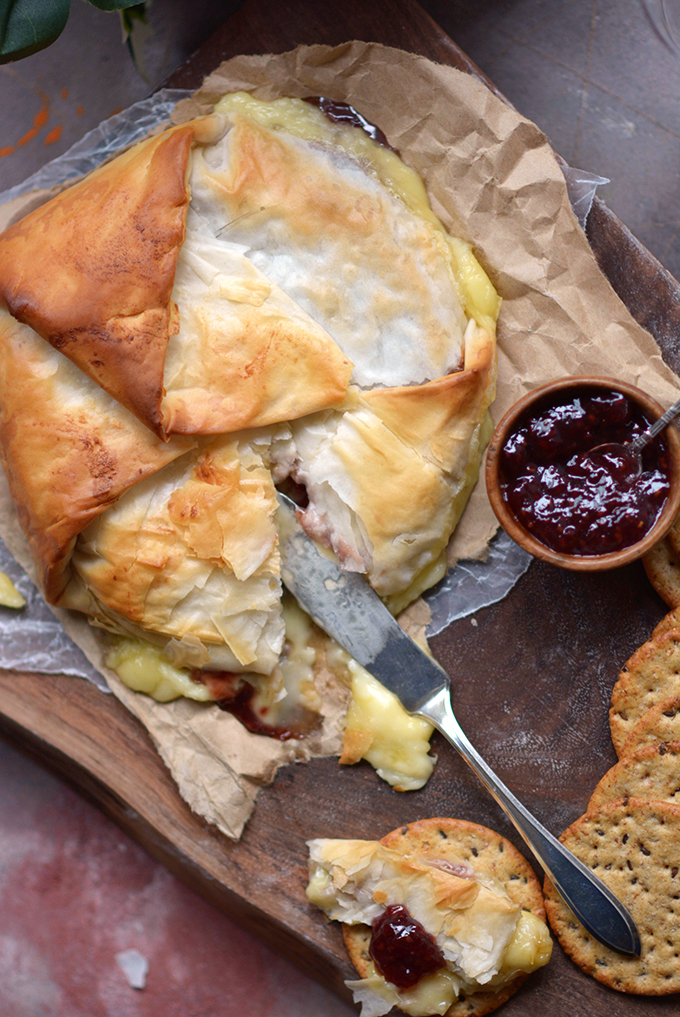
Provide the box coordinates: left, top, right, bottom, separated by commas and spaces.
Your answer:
0, 0, 71, 63
83, 0, 144, 10
120, 3, 151, 82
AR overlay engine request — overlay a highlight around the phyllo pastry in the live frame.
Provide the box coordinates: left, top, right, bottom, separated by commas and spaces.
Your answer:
0, 115, 353, 440
190, 93, 485, 389
0, 92, 500, 748
306, 819, 551, 1017
65, 435, 283, 673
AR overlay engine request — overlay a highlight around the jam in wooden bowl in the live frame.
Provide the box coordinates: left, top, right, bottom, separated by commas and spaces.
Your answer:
485, 377, 680, 570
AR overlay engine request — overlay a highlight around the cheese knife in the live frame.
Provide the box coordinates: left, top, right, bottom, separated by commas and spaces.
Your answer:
276, 492, 641, 957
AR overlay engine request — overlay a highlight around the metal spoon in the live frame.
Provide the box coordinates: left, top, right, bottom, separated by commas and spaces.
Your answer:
583, 393, 680, 473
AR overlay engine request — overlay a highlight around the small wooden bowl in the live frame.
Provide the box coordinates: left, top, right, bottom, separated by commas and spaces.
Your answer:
485, 376, 680, 571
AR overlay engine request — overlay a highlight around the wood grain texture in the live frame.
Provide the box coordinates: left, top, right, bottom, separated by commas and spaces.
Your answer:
586, 198, 680, 377
3, 1, 680, 1014
164, 0, 495, 90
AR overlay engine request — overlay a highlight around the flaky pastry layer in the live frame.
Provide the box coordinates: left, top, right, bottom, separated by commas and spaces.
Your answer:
0, 94, 499, 677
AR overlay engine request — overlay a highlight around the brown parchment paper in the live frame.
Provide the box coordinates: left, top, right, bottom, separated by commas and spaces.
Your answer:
1, 41, 680, 839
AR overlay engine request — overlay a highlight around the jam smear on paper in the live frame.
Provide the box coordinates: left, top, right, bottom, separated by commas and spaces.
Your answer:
191, 671, 316, 741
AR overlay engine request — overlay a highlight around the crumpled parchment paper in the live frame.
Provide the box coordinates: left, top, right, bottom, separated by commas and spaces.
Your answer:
0, 42, 678, 839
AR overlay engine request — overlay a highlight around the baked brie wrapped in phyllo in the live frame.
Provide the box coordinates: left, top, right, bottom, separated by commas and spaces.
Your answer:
0, 93, 499, 756
307, 819, 551, 1017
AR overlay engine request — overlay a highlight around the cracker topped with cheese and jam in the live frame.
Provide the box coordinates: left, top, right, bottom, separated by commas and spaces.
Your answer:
306, 818, 551, 1017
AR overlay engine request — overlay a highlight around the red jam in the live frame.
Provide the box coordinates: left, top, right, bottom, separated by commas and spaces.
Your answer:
303, 96, 396, 151
499, 387, 671, 556
191, 671, 316, 741
369, 904, 446, 988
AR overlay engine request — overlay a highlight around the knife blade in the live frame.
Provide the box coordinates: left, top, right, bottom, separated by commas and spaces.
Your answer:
276, 491, 641, 957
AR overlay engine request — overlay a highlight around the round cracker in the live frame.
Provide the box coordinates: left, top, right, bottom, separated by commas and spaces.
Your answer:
620, 694, 680, 757
652, 606, 680, 640
643, 538, 680, 608
667, 513, 680, 562
343, 817, 546, 1017
544, 798, 680, 994
610, 628, 680, 756
588, 741, 680, 811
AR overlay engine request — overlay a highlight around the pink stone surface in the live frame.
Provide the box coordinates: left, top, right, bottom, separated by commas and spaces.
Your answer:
0, 741, 355, 1017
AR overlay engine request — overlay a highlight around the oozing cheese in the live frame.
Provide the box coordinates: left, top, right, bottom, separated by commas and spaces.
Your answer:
347, 966, 457, 1017
0, 571, 25, 609
105, 638, 214, 703
346, 910, 552, 1017
499, 909, 553, 974
106, 588, 436, 791
340, 660, 435, 791
106, 594, 319, 718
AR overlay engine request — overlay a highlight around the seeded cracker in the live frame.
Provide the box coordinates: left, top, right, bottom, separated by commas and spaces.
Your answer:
610, 628, 680, 756
588, 741, 680, 810
543, 799, 680, 994
642, 537, 680, 608
620, 694, 680, 756
652, 606, 680, 638
667, 512, 680, 561
343, 818, 546, 1017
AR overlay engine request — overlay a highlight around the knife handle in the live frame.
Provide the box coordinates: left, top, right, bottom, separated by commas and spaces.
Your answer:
417, 686, 641, 957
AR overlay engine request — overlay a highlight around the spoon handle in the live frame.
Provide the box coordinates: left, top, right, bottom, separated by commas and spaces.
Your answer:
418, 686, 641, 957
630, 393, 680, 451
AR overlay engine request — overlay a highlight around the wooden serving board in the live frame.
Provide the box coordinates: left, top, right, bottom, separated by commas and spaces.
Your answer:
1, 2, 679, 1014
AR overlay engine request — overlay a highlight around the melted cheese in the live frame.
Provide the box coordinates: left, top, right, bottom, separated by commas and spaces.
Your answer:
276, 592, 319, 714
500, 909, 553, 974
106, 594, 319, 717
213, 93, 499, 334
105, 638, 214, 703
346, 913, 553, 1017
0, 571, 25, 608
446, 237, 500, 335
106, 590, 435, 792
347, 965, 457, 1017
341, 659, 435, 791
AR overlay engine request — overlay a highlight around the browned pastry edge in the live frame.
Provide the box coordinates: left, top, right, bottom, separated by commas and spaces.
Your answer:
0, 119, 220, 437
